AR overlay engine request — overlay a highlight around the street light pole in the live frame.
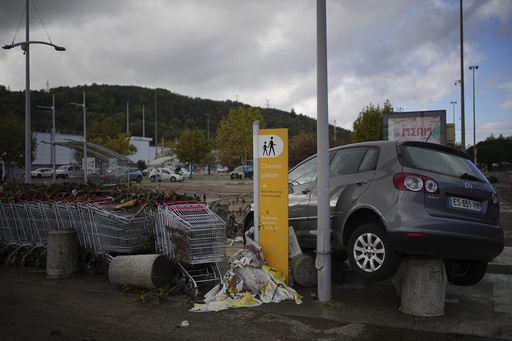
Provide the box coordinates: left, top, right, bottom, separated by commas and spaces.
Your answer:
37, 93, 56, 183
72, 91, 87, 183
2, 0, 66, 183
459, 0, 466, 152
450, 101, 457, 145
450, 101, 457, 123
205, 113, 211, 140
469, 65, 479, 165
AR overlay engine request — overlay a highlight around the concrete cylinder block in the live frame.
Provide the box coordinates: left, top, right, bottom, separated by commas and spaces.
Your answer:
108, 254, 173, 290
46, 229, 79, 278
290, 253, 317, 288
399, 257, 446, 316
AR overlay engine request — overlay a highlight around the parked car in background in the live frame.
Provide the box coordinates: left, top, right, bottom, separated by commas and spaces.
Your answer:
217, 166, 229, 173
230, 166, 253, 180
127, 166, 143, 183
243, 140, 503, 286
178, 168, 191, 179
150, 167, 183, 182
31, 168, 54, 178
55, 165, 82, 179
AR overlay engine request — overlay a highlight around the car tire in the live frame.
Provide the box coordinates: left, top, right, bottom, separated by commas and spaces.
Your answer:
347, 224, 402, 281
443, 259, 488, 286
37, 174, 42, 178
136, 175, 142, 183
230, 175, 235, 180
170, 176, 176, 182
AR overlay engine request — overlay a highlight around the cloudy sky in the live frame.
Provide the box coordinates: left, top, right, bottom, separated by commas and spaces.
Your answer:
1, 0, 511, 146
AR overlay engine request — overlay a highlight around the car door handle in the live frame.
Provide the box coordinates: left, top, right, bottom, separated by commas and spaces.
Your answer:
302, 188, 311, 194
356, 179, 368, 186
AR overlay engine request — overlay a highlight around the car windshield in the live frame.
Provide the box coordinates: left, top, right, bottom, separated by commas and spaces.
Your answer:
403, 145, 486, 181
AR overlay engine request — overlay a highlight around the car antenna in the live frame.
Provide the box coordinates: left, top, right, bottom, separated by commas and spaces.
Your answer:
424, 117, 441, 142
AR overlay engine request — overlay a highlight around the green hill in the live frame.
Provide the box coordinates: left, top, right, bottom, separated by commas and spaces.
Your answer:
0, 83, 350, 143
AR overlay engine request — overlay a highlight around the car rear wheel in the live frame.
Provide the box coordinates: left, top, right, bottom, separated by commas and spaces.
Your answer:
347, 224, 402, 281
443, 259, 488, 286
136, 175, 142, 183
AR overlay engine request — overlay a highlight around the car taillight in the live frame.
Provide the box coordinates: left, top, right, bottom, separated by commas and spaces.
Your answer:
393, 173, 440, 194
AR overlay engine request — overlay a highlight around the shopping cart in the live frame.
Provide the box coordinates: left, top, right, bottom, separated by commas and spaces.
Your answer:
50, 196, 154, 273
1, 192, 154, 272
0, 194, 57, 266
155, 197, 226, 298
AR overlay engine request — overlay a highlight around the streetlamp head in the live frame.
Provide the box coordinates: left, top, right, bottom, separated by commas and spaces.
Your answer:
2, 44, 13, 50
54, 45, 66, 51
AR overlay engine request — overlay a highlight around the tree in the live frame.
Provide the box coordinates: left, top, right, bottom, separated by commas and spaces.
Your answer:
87, 118, 137, 155
175, 129, 211, 168
352, 100, 397, 142
472, 134, 512, 170
289, 131, 317, 168
0, 113, 37, 177
215, 107, 265, 168
101, 132, 138, 156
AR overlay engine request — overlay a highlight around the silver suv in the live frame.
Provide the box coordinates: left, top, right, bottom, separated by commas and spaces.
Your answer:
55, 165, 82, 179
243, 141, 503, 286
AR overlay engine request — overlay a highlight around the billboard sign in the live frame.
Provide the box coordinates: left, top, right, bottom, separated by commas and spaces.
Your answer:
383, 110, 446, 144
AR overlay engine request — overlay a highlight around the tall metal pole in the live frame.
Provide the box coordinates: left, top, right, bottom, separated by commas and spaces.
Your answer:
253, 120, 260, 244
155, 90, 158, 159
72, 91, 87, 182
451, 101, 457, 144
450, 101, 457, 123
83, 91, 88, 183
52, 93, 56, 183
205, 113, 211, 140
460, 0, 466, 152
143, 104, 145, 138
126, 102, 129, 133
25, 0, 31, 183
37, 94, 56, 182
469, 65, 478, 164
316, 0, 331, 302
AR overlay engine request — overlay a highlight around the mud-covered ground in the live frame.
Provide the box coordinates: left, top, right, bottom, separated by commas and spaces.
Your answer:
1, 171, 511, 341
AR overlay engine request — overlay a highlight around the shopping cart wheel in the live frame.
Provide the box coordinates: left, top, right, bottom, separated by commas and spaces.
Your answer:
184, 282, 200, 301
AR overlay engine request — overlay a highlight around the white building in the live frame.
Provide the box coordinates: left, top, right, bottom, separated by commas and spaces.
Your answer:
32, 132, 157, 167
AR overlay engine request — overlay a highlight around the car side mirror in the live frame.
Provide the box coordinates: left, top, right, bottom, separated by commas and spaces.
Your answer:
288, 183, 294, 194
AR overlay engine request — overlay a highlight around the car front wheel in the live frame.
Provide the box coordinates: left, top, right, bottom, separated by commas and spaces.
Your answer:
136, 175, 142, 183
347, 224, 402, 281
170, 176, 176, 182
443, 259, 488, 286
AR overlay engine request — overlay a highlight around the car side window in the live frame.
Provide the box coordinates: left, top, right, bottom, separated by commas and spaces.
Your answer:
329, 147, 368, 177
289, 156, 317, 186
358, 147, 378, 173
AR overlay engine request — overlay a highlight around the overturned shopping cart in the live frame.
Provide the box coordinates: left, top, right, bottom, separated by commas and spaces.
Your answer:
155, 198, 226, 298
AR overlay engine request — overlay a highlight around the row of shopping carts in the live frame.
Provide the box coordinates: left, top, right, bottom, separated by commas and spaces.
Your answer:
0, 193, 154, 272
0, 192, 227, 294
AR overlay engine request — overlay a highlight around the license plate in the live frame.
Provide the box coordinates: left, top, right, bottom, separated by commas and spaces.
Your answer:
448, 196, 482, 212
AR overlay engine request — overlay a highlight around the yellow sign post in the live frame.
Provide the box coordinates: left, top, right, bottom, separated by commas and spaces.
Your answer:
257, 129, 289, 283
